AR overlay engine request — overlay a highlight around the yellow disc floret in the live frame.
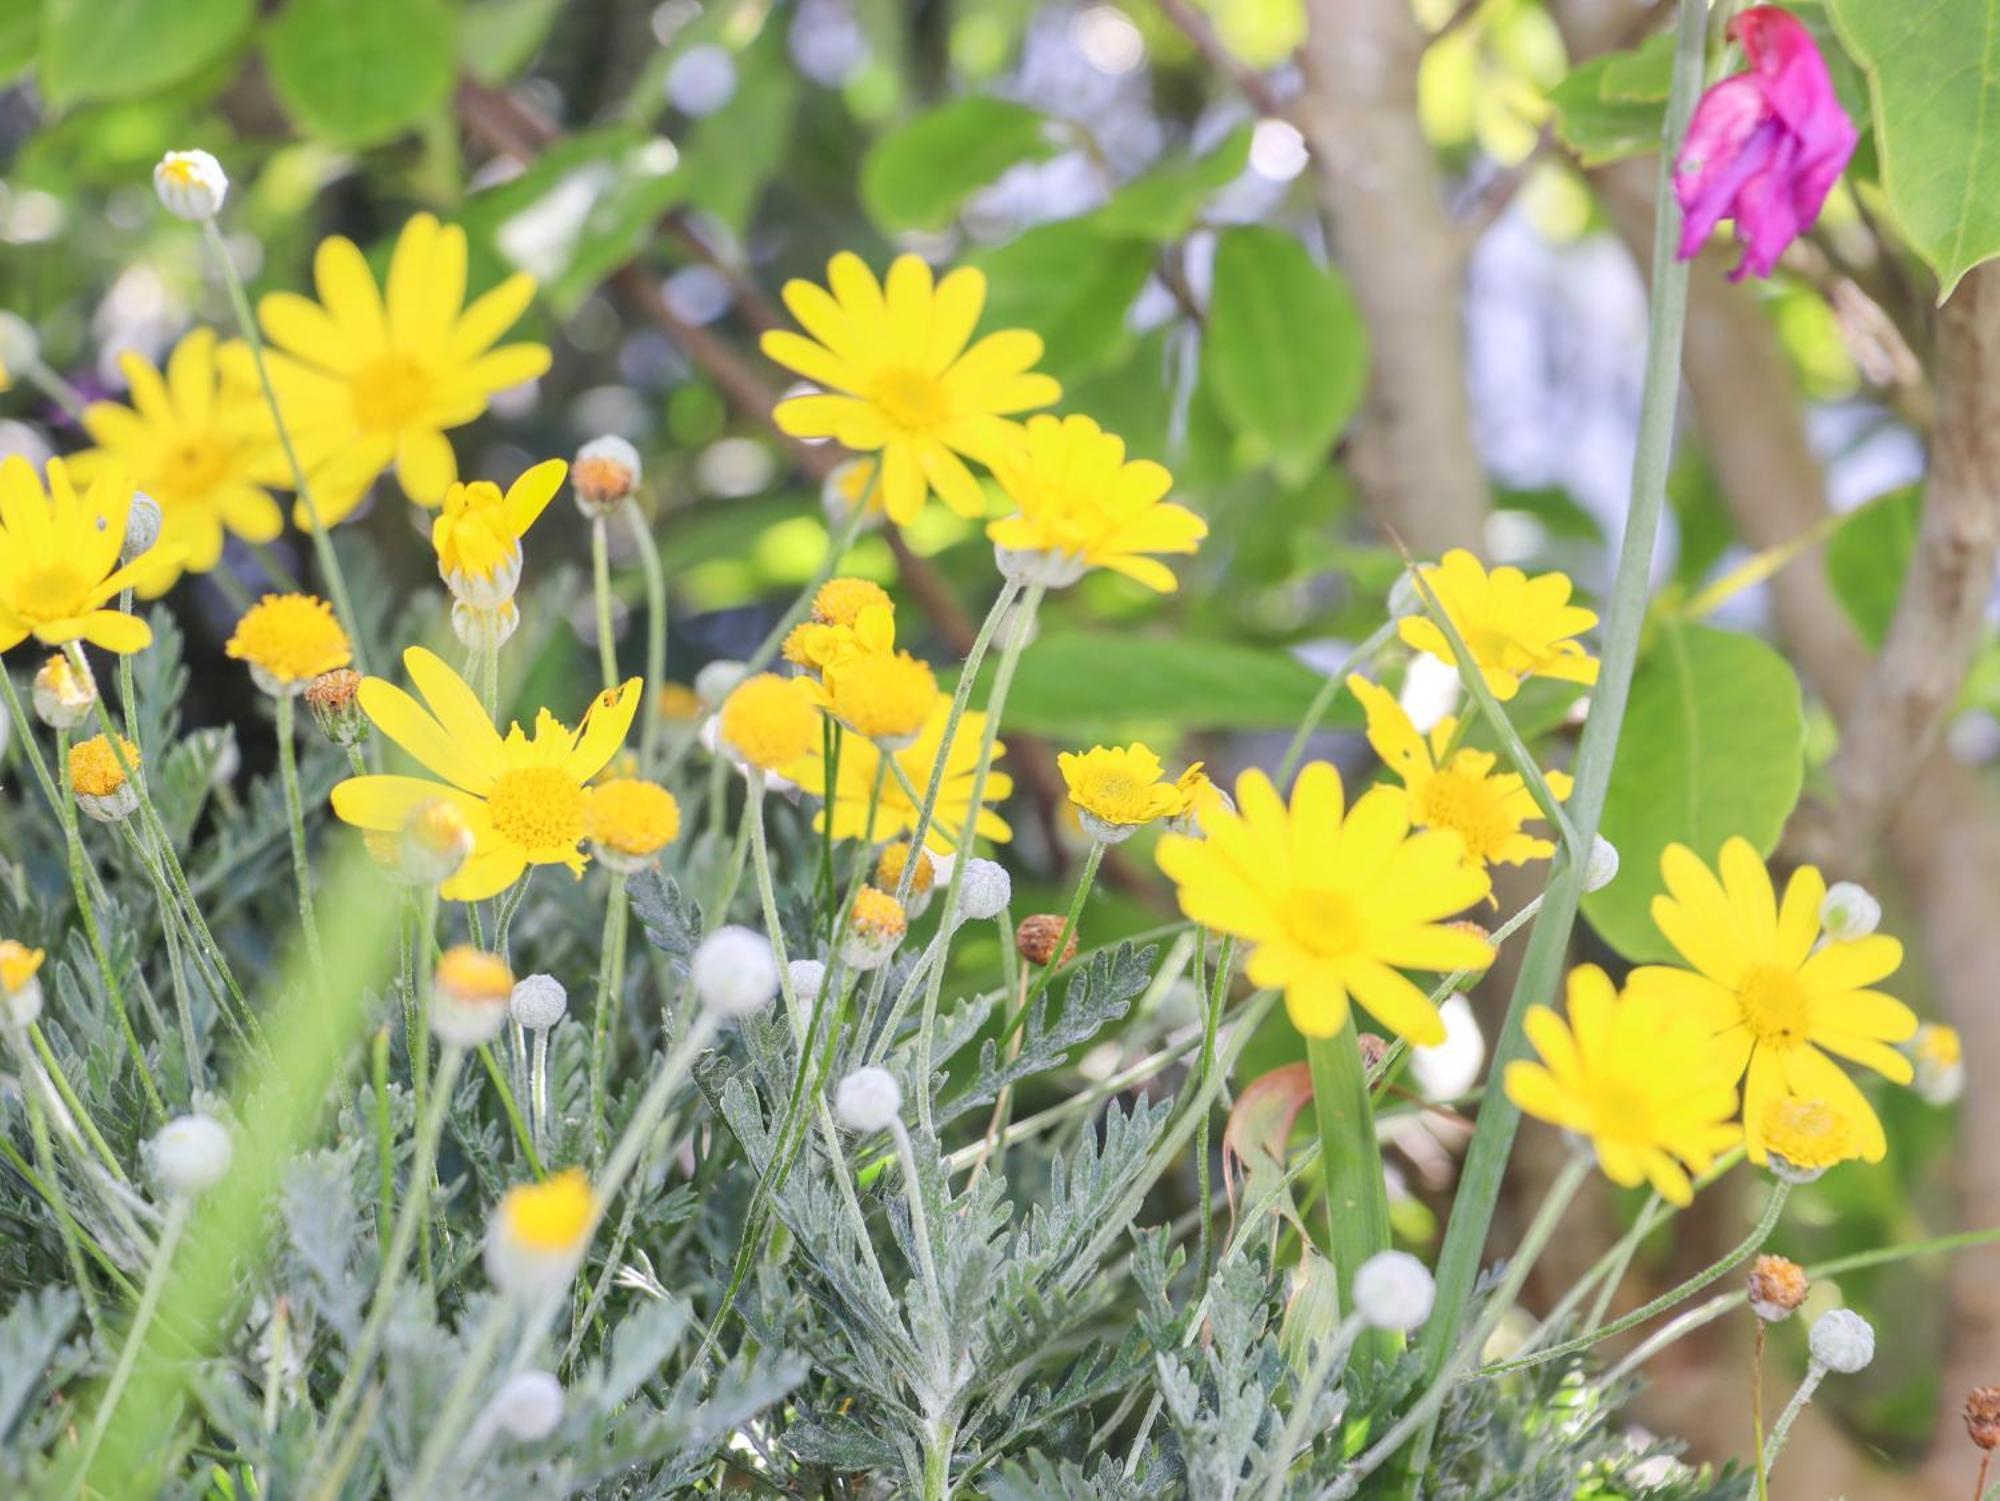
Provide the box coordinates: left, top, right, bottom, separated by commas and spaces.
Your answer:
499, 1166, 594, 1251
226, 593, 352, 689
822, 648, 938, 745
814, 577, 892, 627
1060, 744, 1185, 833
69, 735, 138, 797
586, 778, 683, 858
436, 945, 514, 1005
850, 885, 908, 944
1, 940, 45, 995
720, 673, 822, 772
1761, 1096, 1863, 1175
876, 841, 935, 897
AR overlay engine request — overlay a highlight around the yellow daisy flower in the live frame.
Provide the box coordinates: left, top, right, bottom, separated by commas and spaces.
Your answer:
718, 672, 823, 775
431, 458, 567, 604
783, 578, 894, 673
330, 647, 641, 902
254, 213, 551, 527
0, 456, 181, 655
761, 252, 1059, 524
69, 329, 286, 593
1059, 743, 1186, 841
1347, 674, 1573, 874
1155, 764, 1494, 1044
1397, 549, 1600, 702
808, 604, 937, 746
987, 415, 1208, 592
585, 778, 681, 872
225, 593, 352, 694
1759, 1096, 1864, 1180
1626, 837, 1916, 1165
794, 700, 1012, 852
1504, 964, 1742, 1206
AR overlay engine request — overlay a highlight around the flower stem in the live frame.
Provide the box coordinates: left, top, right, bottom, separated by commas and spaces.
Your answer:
588, 872, 630, 1163
1752, 1320, 1771, 1501
201, 218, 366, 674
404, 1291, 516, 1497
8, 1027, 103, 1328
1307, 1022, 1396, 1372
476, 1040, 545, 1177
274, 693, 325, 978
1410, 0, 1711, 1458
625, 502, 669, 772
1761, 1361, 1825, 1476
590, 514, 619, 693
1195, 932, 1234, 1292
1278, 619, 1399, 784
73, 1197, 189, 1480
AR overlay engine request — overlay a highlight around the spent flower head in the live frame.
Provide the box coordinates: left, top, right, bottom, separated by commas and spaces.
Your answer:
1748, 1255, 1810, 1322
305, 668, 368, 747
571, 435, 641, 516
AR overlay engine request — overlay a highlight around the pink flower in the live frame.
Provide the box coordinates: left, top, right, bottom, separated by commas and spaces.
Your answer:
1673, 7, 1857, 282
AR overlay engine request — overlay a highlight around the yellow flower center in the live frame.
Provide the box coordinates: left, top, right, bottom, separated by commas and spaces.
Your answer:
500, 1167, 594, 1250
158, 437, 231, 500
876, 841, 934, 896
436, 945, 514, 1003
813, 577, 893, 626
1739, 964, 1813, 1048
1762, 1096, 1860, 1171
827, 652, 937, 742
1284, 887, 1364, 959
1588, 1079, 1656, 1144
1416, 767, 1516, 863
69, 735, 138, 797
486, 766, 585, 854
14, 562, 88, 623
226, 594, 353, 685
0, 940, 45, 995
850, 885, 908, 941
720, 674, 822, 772
871, 367, 949, 432
351, 354, 432, 432
586, 779, 681, 857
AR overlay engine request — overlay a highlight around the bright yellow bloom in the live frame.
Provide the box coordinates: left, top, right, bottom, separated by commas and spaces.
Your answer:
850, 886, 908, 944
225, 593, 352, 690
436, 945, 514, 1006
69, 329, 286, 592
0, 457, 180, 655
987, 415, 1208, 592
69, 735, 138, 797
1760, 1096, 1863, 1177
431, 459, 566, 595
1348, 674, 1572, 874
254, 213, 550, 526
1156, 764, 1493, 1044
719, 673, 822, 774
762, 253, 1059, 524
1504, 964, 1742, 1206
1, 939, 46, 995
876, 841, 935, 897
330, 647, 641, 902
807, 603, 936, 745
784, 579, 894, 672
1626, 838, 1916, 1165
795, 701, 1012, 852
1060, 743, 1185, 836
1397, 549, 1600, 702
498, 1166, 593, 1250
586, 778, 682, 859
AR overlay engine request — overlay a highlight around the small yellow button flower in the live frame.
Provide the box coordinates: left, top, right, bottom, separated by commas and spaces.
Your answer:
795, 702, 1012, 853
0, 456, 182, 656
876, 841, 935, 898
70, 735, 141, 823
32, 652, 97, 731
586, 778, 682, 873
843, 885, 908, 970
1397, 549, 1600, 703
1060, 743, 1186, 844
762, 253, 1060, 524
433, 945, 514, 1049
487, 1166, 594, 1299
719, 673, 823, 775
1, 939, 46, 1027
431, 458, 567, 609
1760, 1095, 1864, 1183
656, 681, 701, 723
819, 638, 938, 747
226, 593, 353, 696
1504, 964, 1742, 1206
784, 579, 894, 672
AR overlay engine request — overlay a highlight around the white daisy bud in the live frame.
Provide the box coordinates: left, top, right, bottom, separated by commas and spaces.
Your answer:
432, 947, 514, 1049
833, 1067, 903, 1133
693, 659, 748, 710
1819, 881, 1880, 942
1584, 835, 1620, 894
153, 1114, 234, 1197
1, 941, 46, 1029
0, 311, 41, 379
509, 973, 568, 1031
691, 926, 779, 1016
1808, 1307, 1875, 1374
154, 149, 229, 221
572, 435, 642, 517
487, 1368, 565, 1443
32, 654, 96, 731
955, 858, 1012, 922
787, 958, 826, 1004
1352, 1250, 1435, 1331
993, 543, 1088, 591
122, 493, 163, 562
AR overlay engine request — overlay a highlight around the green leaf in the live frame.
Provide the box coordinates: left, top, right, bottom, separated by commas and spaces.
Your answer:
39, 0, 252, 106
0, 5, 40, 82
1827, 0, 2000, 294
1583, 622, 1807, 961
264, 0, 457, 147
1824, 485, 1922, 648
1201, 226, 1369, 485
1547, 32, 1672, 166
973, 218, 1156, 386
671, 26, 800, 234
974, 629, 1354, 738
1096, 124, 1252, 241
860, 95, 1055, 232
460, 0, 562, 85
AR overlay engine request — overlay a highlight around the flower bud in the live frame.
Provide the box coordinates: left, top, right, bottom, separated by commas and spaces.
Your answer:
833, 1067, 903, 1133
1964, 1387, 2000, 1452
451, 599, 520, 655
402, 799, 474, 886
488, 1369, 565, 1443
305, 669, 368, 748
1584, 834, 1620, 894
0, 311, 41, 381
510, 974, 568, 1032
993, 543, 1087, 591
33, 653, 96, 730
1016, 913, 1078, 969
956, 858, 1012, 923
486, 1168, 593, 1300
841, 887, 906, 972
154, 149, 228, 220
70, 735, 140, 823
1747, 1255, 1809, 1322
432, 947, 514, 1049
1352, 1250, 1435, 1331
691, 926, 778, 1016
1819, 880, 1880, 942
122, 492, 163, 562
0, 940, 47, 1029
787, 959, 826, 1004
153, 1114, 234, 1197
572, 435, 642, 517
1807, 1307, 1875, 1374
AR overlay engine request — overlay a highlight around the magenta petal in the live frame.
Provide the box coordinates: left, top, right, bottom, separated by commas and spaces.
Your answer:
1729, 135, 1805, 280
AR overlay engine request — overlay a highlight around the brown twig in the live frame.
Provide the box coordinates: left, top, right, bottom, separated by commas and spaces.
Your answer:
1151, 0, 1290, 118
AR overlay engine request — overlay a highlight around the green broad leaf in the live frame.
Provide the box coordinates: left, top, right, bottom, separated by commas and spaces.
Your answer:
860, 96, 1055, 232
1546, 32, 1672, 166
0, 5, 40, 83
1201, 226, 1369, 486
974, 217, 1156, 387
1824, 484, 1922, 648
1583, 622, 1807, 962
460, 0, 562, 85
39, 0, 252, 106
1096, 124, 1252, 241
1827, 0, 2000, 293
264, 0, 457, 147
973, 630, 1353, 738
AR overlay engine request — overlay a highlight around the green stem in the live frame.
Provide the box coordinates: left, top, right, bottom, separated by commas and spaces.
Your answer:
75, 1199, 190, 1485
1307, 1024, 1395, 1372
121, 821, 205, 1092
476, 1041, 546, 1177
590, 515, 619, 693
1411, 0, 1710, 1456
274, 693, 325, 978
202, 218, 367, 674
28, 1023, 128, 1183
999, 839, 1104, 1046
1195, 932, 1233, 1293
588, 873, 631, 1163
11, 1031, 103, 1328
370, 1025, 393, 1244
626, 502, 668, 772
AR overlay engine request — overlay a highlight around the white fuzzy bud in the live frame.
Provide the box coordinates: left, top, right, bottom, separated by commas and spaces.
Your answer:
451, 599, 520, 655
993, 543, 1087, 590
1352, 1250, 1435, 1331
787, 959, 826, 1004
694, 659, 748, 710
154, 150, 229, 221
691, 926, 779, 1016
1808, 1308, 1875, 1373
1819, 881, 1880, 942
488, 1368, 565, 1442
0, 311, 40, 377
153, 1114, 233, 1197
1584, 835, 1620, 894
509, 974, 567, 1031
833, 1067, 903, 1133
122, 493, 163, 562
955, 858, 1012, 923
573, 435, 642, 516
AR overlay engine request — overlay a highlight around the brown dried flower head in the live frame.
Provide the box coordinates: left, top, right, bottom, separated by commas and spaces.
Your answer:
1965, 1387, 2000, 1451
1357, 1032, 1390, 1074
1747, 1254, 1810, 1322
1016, 913, 1079, 969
